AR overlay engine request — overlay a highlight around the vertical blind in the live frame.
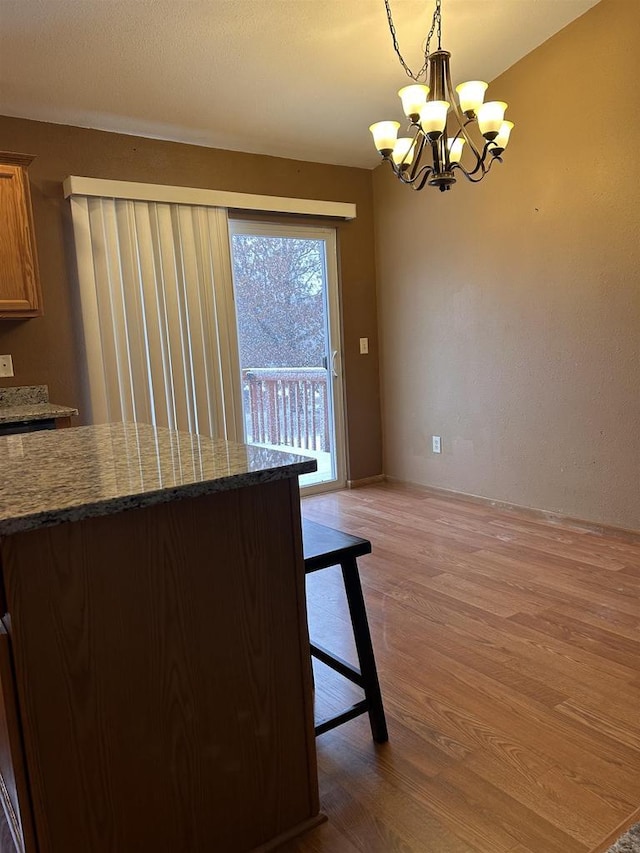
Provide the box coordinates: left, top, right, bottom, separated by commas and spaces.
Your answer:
69, 196, 241, 439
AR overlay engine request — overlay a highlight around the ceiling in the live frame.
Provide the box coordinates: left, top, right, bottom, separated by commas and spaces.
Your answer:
0, 0, 600, 169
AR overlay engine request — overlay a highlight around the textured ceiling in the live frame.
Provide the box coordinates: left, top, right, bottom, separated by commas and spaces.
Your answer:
0, 0, 600, 168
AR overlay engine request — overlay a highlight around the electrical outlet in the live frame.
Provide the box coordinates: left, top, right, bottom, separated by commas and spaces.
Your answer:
0, 355, 14, 378
359, 337, 369, 355
432, 435, 441, 454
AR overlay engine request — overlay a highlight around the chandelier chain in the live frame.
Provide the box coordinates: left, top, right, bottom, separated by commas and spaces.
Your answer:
383, 0, 442, 82
425, 0, 442, 57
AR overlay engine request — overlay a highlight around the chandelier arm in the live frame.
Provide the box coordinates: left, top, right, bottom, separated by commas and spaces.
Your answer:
444, 59, 486, 166
462, 140, 497, 178
454, 155, 488, 181
452, 164, 487, 184
407, 130, 429, 181
388, 163, 406, 184
411, 167, 438, 191
394, 160, 435, 190
453, 153, 502, 183
460, 152, 488, 179
484, 153, 503, 173
447, 132, 492, 178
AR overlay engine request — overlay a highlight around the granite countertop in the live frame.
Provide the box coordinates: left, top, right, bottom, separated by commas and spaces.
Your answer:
0, 402, 79, 424
0, 423, 316, 535
0, 384, 78, 424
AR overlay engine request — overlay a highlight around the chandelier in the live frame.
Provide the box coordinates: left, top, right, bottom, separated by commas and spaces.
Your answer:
369, 0, 514, 191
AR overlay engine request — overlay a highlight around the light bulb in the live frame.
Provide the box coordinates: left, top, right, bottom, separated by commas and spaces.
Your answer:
455, 81, 488, 115
392, 138, 416, 169
398, 85, 429, 120
447, 137, 465, 164
477, 101, 507, 140
369, 121, 400, 154
419, 101, 449, 139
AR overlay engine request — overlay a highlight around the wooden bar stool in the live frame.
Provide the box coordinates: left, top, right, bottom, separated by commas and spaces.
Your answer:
302, 518, 388, 744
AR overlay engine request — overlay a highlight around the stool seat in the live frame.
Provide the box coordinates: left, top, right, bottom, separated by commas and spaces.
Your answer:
302, 518, 388, 744
303, 520, 371, 571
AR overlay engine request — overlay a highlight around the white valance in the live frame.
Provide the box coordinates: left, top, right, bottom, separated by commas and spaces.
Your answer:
63, 176, 356, 220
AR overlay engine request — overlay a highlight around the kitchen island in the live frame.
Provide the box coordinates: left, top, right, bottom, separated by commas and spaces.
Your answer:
0, 423, 320, 852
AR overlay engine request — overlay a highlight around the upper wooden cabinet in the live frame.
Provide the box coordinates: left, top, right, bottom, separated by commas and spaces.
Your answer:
0, 152, 43, 318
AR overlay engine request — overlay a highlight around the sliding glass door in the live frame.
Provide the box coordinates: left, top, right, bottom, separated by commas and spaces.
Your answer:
68, 182, 347, 493
229, 221, 346, 491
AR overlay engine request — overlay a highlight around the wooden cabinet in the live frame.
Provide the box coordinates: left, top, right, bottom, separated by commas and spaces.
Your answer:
0, 153, 43, 318
0, 477, 320, 852
0, 622, 36, 852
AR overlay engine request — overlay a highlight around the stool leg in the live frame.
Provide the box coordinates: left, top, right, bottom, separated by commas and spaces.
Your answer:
340, 556, 388, 743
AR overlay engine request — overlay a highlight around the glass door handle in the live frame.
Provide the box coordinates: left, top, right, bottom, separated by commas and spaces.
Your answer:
322, 352, 339, 376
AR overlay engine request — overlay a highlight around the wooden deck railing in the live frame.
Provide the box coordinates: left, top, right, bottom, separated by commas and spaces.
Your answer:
242, 367, 329, 452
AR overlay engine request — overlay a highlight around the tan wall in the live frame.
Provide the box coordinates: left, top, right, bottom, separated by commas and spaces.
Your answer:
0, 118, 381, 481
374, 0, 640, 530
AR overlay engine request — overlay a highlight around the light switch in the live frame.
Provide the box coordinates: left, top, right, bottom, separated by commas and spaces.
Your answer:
359, 337, 369, 355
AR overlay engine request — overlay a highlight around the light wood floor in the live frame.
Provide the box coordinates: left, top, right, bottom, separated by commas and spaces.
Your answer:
286, 483, 640, 853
